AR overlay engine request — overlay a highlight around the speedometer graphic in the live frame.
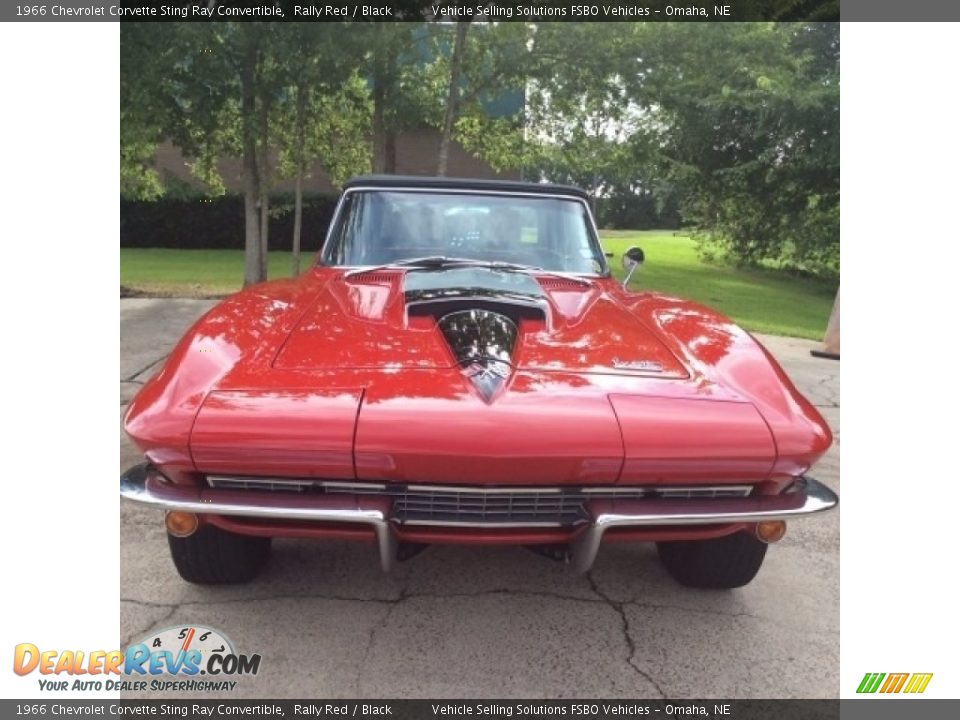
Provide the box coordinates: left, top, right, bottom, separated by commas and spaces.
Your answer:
130, 624, 235, 674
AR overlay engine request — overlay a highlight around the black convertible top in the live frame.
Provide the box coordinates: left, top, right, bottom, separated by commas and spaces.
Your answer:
343, 175, 590, 201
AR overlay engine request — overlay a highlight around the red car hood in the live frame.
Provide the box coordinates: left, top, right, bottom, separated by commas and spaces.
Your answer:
273, 269, 689, 379
181, 270, 783, 486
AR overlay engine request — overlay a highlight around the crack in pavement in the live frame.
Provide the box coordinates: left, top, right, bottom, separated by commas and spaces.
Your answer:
121, 594, 397, 612
121, 601, 181, 648
124, 355, 168, 383
120, 588, 597, 615
810, 375, 840, 408
586, 573, 667, 699
626, 598, 762, 622
351, 587, 409, 695
120, 584, 810, 684
121, 586, 780, 622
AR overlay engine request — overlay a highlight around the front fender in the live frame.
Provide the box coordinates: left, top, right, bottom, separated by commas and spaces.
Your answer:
123, 277, 325, 477
626, 293, 833, 479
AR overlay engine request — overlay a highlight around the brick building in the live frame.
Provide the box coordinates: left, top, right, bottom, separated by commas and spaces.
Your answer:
153, 127, 520, 195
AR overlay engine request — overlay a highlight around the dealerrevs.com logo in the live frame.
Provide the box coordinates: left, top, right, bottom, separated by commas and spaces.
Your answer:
856, 672, 933, 694
13, 625, 261, 693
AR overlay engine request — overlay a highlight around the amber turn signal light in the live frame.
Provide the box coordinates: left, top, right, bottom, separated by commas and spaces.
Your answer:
165, 511, 199, 538
755, 520, 787, 544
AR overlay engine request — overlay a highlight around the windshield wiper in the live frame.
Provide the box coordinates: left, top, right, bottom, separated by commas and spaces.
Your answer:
343, 256, 476, 277
344, 256, 592, 286
494, 265, 593, 287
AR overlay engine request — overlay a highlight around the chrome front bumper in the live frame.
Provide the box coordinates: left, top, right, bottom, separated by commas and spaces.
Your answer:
568, 476, 837, 571
120, 464, 397, 572
120, 464, 838, 573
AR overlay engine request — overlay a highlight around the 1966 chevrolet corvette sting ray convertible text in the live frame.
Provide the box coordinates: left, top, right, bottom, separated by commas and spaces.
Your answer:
121, 176, 837, 588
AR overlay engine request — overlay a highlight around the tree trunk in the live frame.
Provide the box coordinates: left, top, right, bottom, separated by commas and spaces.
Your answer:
259, 191, 269, 278
385, 131, 397, 174
437, 22, 470, 177
257, 74, 272, 279
823, 285, 840, 355
242, 178, 260, 286
371, 28, 388, 173
240, 37, 262, 287
372, 81, 387, 173
292, 83, 306, 277
810, 285, 840, 359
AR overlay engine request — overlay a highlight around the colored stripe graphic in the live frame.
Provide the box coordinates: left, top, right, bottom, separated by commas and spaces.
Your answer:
880, 673, 909, 693
857, 672, 933, 694
903, 673, 933, 694
857, 673, 885, 693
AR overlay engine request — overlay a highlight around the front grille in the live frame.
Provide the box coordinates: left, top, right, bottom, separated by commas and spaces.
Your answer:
392, 486, 587, 526
206, 477, 753, 527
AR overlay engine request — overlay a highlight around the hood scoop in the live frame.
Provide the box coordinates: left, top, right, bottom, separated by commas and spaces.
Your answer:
274, 268, 688, 379
438, 309, 518, 403
404, 267, 548, 324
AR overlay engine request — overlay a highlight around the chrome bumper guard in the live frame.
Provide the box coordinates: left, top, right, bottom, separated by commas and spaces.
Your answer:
568, 476, 838, 572
120, 464, 397, 572
120, 464, 837, 574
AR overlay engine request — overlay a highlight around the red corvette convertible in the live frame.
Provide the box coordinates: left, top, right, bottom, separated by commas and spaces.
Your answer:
121, 176, 837, 588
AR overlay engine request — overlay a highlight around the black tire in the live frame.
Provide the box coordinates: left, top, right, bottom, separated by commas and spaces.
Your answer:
167, 524, 271, 585
656, 531, 767, 589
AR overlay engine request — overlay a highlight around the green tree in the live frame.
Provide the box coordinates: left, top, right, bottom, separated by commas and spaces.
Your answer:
437, 21, 471, 176
463, 21, 839, 273
624, 22, 840, 274
121, 22, 393, 284
157, 22, 286, 285
367, 23, 446, 173
120, 23, 179, 200
447, 22, 539, 173
276, 24, 370, 275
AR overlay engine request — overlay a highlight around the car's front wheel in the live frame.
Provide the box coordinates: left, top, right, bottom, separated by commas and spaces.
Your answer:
168, 524, 271, 585
656, 531, 767, 589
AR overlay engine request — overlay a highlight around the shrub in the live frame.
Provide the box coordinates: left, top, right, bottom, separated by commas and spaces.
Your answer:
120, 193, 339, 251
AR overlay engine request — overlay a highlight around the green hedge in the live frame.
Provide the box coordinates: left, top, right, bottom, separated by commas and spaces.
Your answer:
120, 194, 339, 251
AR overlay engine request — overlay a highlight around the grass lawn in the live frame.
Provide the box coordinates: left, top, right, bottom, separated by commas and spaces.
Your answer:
600, 231, 838, 339
120, 231, 838, 339
121, 249, 299, 297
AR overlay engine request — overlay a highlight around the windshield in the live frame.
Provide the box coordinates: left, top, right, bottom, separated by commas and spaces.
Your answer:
321, 190, 607, 275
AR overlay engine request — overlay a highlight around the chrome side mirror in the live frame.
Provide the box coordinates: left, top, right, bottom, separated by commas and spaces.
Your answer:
621, 246, 644, 288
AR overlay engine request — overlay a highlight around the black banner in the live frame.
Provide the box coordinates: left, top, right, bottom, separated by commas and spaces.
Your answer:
11, 0, 960, 22
4, 700, 960, 720
6, 0, 841, 23
9, 0, 960, 22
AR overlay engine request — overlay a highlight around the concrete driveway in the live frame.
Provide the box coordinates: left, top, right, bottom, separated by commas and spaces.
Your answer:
120, 298, 840, 699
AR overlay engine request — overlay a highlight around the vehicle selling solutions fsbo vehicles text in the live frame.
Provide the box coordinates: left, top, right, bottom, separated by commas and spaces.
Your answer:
427, 704, 727, 717
427, 4, 731, 18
